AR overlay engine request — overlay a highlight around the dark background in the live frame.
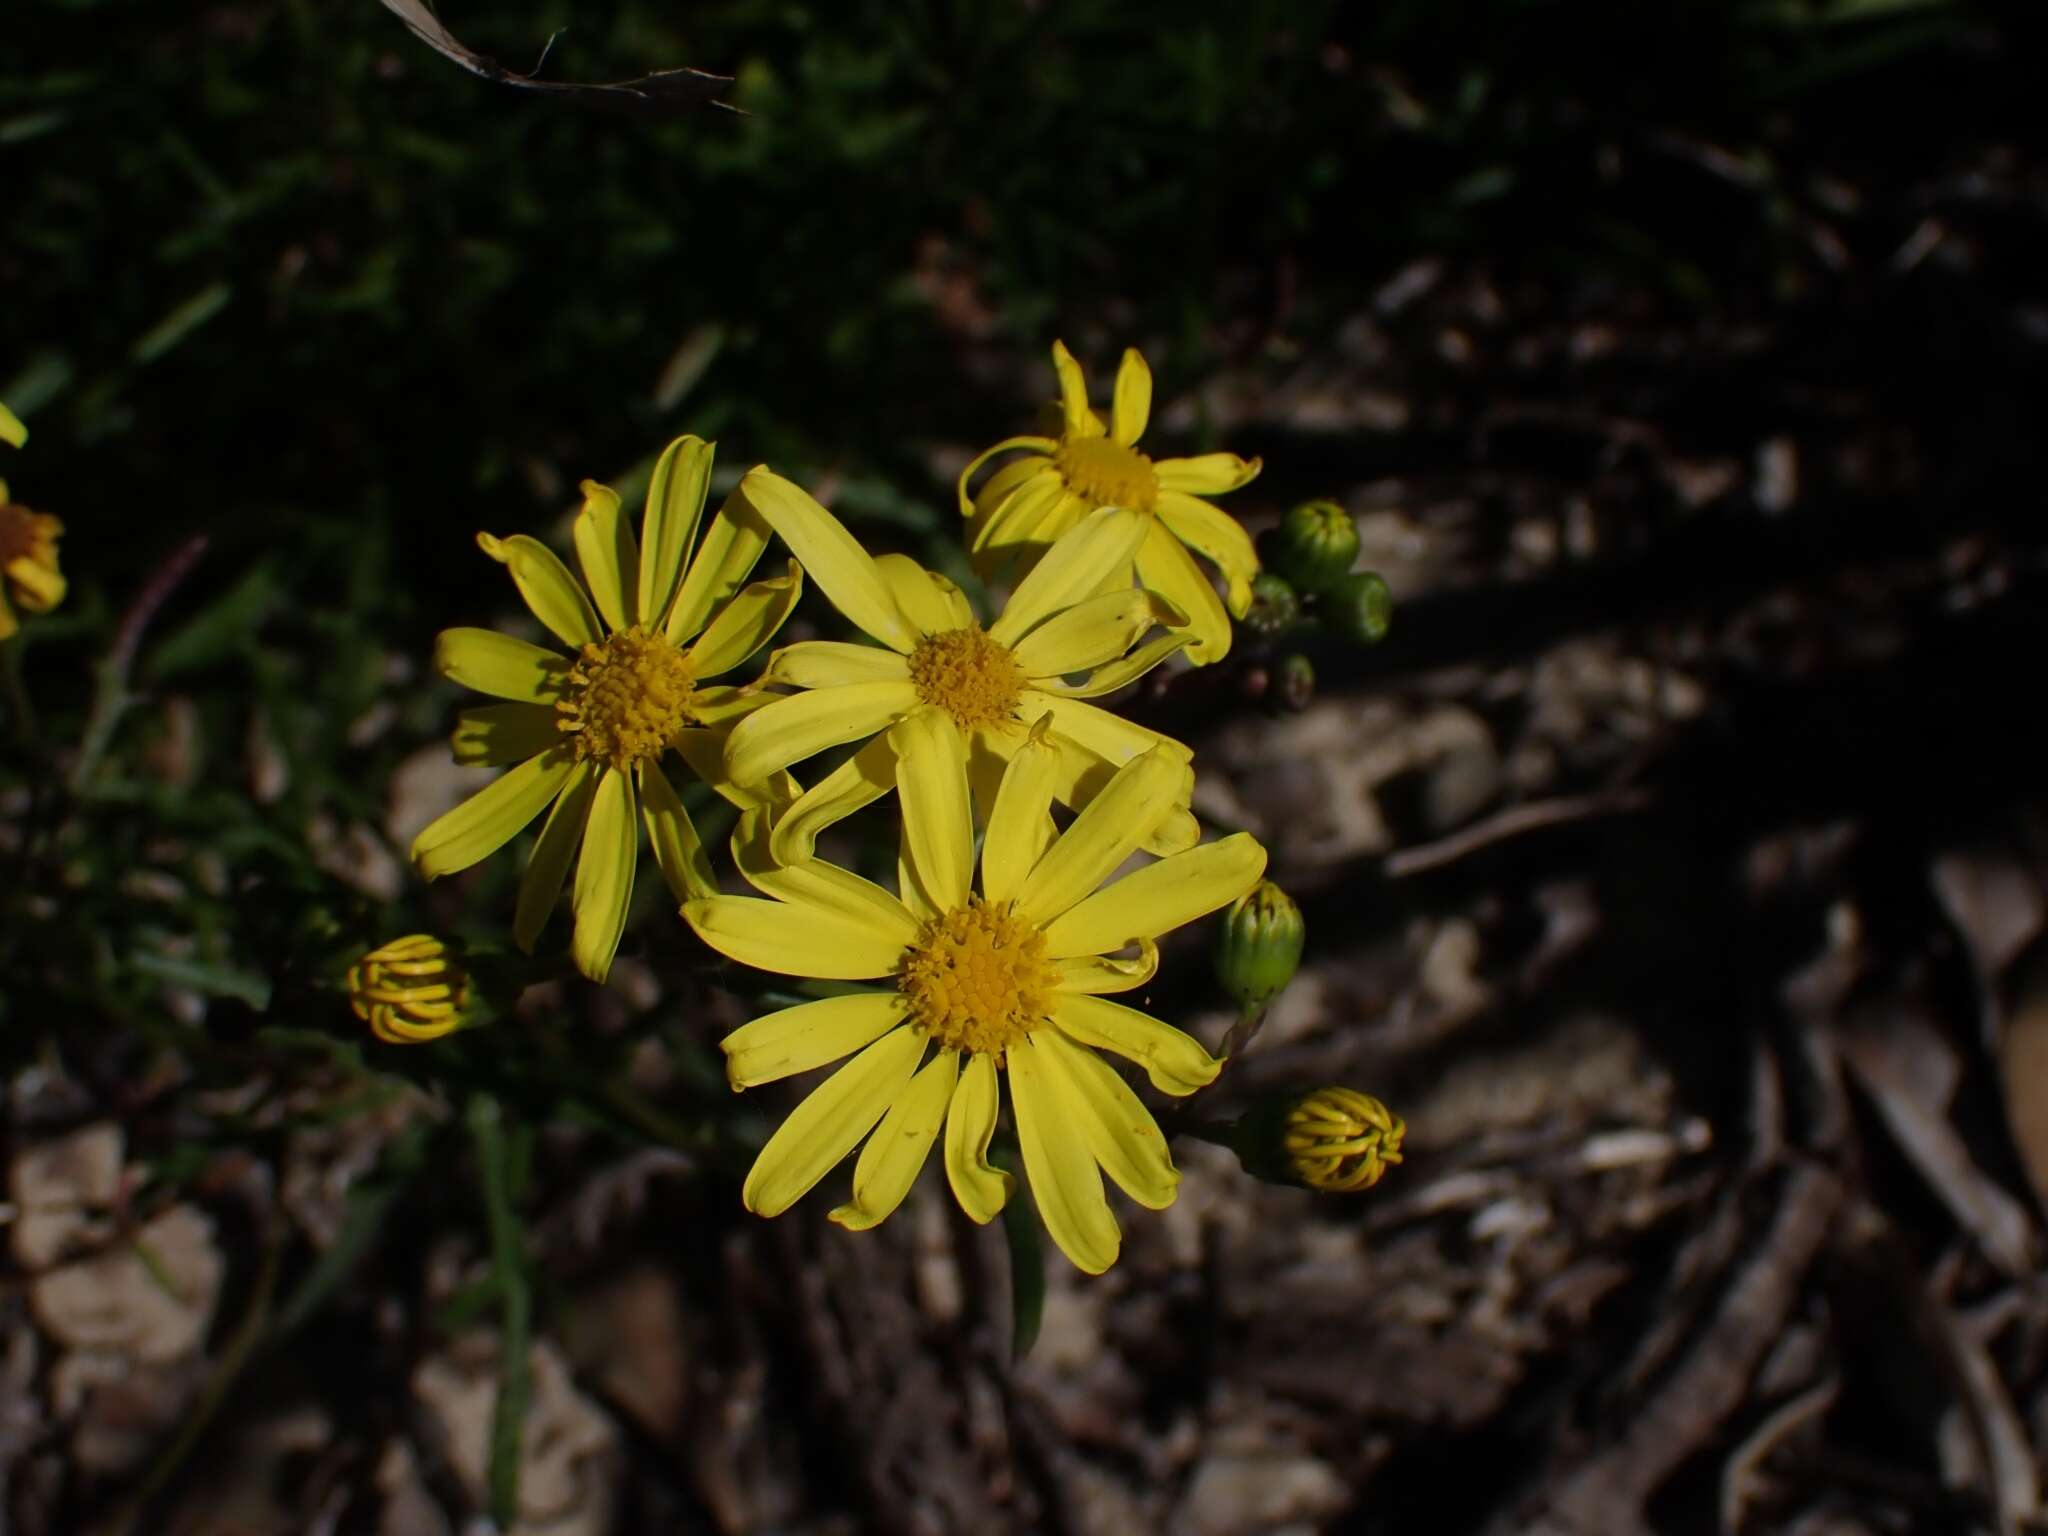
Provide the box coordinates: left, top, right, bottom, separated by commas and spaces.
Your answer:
6, 2, 2048, 1532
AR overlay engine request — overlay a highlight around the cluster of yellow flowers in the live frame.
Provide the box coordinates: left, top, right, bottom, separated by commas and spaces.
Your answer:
406, 342, 1273, 1274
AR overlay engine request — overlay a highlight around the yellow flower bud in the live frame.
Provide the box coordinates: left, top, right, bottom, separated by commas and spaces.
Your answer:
347, 934, 475, 1044
0, 485, 65, 642
1284, 1087, 1405, 1193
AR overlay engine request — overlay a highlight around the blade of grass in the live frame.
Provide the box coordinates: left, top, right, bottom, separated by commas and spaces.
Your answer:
467, 1092, 533, 1530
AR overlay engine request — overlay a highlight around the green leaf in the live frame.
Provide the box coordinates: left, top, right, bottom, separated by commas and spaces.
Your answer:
144, 562, 277, 681
992, 1141, 1044, 1362
130, 282, 232, 365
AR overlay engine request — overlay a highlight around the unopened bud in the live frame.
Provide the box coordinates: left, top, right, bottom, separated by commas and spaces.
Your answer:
1267, 500, 1360, 595
1322, 570, 1392, 646
1283, 1087, 1405, 1192
1215, 880, 1304, 1010
347, 934, 475, 1044
1270, 653, 1315, 715
1242, 571, 1300, 637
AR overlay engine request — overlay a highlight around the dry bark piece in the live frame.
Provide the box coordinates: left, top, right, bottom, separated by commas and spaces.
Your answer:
413, 1335, 619, 1535
8, 1122, 123, 1270
29, 1205, 224, 1362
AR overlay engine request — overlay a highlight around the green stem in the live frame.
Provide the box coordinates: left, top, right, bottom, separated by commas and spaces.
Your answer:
467, 1093, 532, 1530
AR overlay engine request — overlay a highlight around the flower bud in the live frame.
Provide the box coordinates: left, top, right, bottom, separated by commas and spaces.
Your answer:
0, 487, 65, 641
1283, 1087, 1405, 1192
1269, 653, 1314, 715
1215, 880, 1305, 1010
1242, 571, 1301, 636
347, 933, 475, 1044
1322, 570, 1392, 646
1267, 499, 1360, 595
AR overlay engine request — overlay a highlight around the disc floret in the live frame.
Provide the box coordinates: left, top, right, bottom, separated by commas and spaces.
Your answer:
1054, 434, 1157, 512
906, 626, 1027, 733
898, 895, 1059, 1056
555, 625, 695, 770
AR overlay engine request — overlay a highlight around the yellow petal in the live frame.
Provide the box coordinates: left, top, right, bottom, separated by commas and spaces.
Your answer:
723, 679, 918, 787
970, 468, 1064, 557
889, 707, 973, 913
875, 553, 975, 636
766, 641, 913, 691
638, 759, 715, 903
477, 532, 602, 649
1008, 1035, 1120, 1274
434, 627, 567, 703
682, 685, 771, 726
980, 720, 1061, 906
411, 748, 574, 878
1015, 746, 1187, 925
7, 558, 63, 611
1051, 992, 1220, 1095
640, 434, 713, 631
956, 435, 1057, 518
1043, 832, 1267, 959
1036, 1028, 1179, 1209
830, 1049, 958, 1231
970, 453, 1058, 520
1011, 588, 1181, 680
573, 479, 639, 632
0, 599, 16, 643
684, 893, 908, 980
675, 725, 799, 811
898, 822, 939, 924
514, 757, 600, 951
452, 702, 561, 766
686, 559, 803, 680
1026, 692, 1186, 776
988, 506, 1148, 646
1154, 452, 1262, 496
1050, 339, 1103, 439
1156, 490, 1258, 618
736, 468, 918, 652
570, 765, 637, 983
1134, 518, 1231, 664
1051, 942, 1159, 996
944, 1051, 1013, 1223
0, 402, 24, 448
664, 491, 772, 645
1110, 348, 1152, 446
768, 732, 898, 864
722, 990, 909, 1087
1032, 629, 1189, 699
742, 1025, 925, 1216
730, 806, 921, 947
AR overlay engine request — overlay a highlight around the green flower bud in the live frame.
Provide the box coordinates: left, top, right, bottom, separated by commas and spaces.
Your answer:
1267, 499, 1361, 595
1322, 570, 1392, 645
1242, 571, 1301, 636
1269, 653, 1314, 715
1215, 880, 1305, 1010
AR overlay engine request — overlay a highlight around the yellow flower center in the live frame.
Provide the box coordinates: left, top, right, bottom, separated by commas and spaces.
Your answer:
555, 625, 696, 770
898, 896, 1060, 1057
1055, 433, 1158, 512
907, 626, 1026, 732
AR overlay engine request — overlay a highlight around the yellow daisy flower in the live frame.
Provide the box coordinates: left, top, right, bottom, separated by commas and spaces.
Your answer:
726, 466, 1198, 866
686, 724, 1268, 1274
0, 415, 65, 639
957, 340, 1262, 665
411, 435, 802, 983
